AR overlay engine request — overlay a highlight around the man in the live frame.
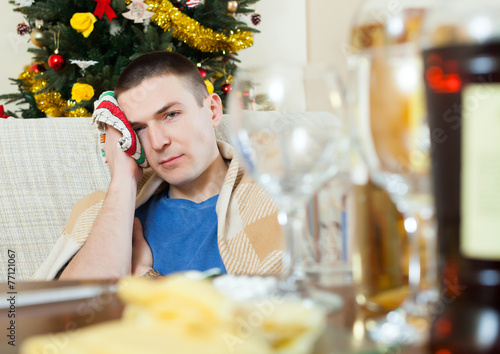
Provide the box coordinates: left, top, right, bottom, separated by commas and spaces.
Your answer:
33, 51, 283, 280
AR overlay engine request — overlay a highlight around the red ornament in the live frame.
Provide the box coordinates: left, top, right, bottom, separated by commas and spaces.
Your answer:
48, 52, 66, 70
0, 104, 10, 118
29, 63, 46, 73
0, 105, 9, 118
221, 82, 232, 96
251, 13, 261, 25
17, 23, 30, 36
198, 67, 207, 78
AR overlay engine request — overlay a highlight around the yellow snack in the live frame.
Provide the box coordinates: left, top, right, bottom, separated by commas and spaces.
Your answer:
21, 274, 326, 354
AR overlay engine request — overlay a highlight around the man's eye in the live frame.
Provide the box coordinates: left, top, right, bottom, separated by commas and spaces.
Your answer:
134, 126, 145, 135
165, 111, 179, 120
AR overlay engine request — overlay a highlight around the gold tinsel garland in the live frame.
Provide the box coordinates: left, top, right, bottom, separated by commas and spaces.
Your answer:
145, 0, 253, 53
19, 70, 90, 117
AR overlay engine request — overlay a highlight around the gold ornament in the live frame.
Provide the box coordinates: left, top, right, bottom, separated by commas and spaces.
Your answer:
226, 0, 238, 13
145, 0, 253, 53
19, 70, 91, 117
30, 27, 45, 48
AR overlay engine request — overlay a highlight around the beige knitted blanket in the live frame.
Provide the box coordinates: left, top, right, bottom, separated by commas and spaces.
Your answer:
33, 141, 283, 280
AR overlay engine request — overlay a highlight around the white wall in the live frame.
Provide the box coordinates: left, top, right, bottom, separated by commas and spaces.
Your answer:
238, 0, 365, 78
0, 0, 363, 113
307, 0, 364, 81
237, 0, 308, 67
0, 7, 33, 113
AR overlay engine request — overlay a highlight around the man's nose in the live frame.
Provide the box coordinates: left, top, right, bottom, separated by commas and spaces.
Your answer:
148, 124, 170, 150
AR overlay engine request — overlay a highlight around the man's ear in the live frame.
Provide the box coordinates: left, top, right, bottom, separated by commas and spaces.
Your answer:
205, 93, 223, 128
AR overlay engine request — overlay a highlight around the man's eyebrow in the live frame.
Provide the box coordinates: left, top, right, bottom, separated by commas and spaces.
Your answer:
129, 102, 181, 128
154, 102, 180, 116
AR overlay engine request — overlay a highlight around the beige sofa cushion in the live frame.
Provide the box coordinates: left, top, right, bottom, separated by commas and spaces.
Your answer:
0, 117, 111, 280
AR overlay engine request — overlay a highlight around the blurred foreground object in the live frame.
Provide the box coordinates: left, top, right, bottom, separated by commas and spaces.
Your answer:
228, 62, 349, 311
21, 274, 326, 354
348, 0, 438, 346
421, 0, 500, 352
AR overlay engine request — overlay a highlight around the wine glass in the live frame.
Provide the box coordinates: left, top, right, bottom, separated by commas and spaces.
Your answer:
350, 32, 438, 345
227, 62, 348, 309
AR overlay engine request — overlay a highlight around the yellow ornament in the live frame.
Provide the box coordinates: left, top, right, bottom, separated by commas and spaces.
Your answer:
70, 13, 97, 38
204, 80, 214, 94
71, 83, 95, 102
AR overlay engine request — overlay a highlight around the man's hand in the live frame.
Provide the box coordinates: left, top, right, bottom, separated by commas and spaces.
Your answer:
60, 128, 144, 280
132, 217, 154, 276
103, 126, 143, 184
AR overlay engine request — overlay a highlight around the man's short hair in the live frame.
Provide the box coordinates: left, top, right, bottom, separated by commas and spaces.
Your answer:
115, 51, 208, 106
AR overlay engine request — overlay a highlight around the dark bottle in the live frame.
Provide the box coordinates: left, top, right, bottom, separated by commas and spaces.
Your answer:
422, 2, 500, 352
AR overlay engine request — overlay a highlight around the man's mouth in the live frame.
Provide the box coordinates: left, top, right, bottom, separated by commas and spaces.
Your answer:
160, 155, 183, 167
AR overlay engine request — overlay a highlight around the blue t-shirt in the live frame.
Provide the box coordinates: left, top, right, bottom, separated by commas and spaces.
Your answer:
135, 190, 226, 275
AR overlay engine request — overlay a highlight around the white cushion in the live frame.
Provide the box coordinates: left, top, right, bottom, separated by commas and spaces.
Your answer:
0, 117, 110, 280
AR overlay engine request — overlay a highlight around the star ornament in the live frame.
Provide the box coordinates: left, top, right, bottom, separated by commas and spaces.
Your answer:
70, 59, 99, 71
122, 0, 154, 23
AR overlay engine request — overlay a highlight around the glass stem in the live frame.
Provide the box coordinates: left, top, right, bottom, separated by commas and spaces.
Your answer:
403, 206, 438, 317
404, 212, 421, 306
278, 202, 309, 291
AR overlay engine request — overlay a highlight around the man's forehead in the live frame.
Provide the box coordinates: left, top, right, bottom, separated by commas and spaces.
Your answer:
122, 75, 180, 97
119, 75, 167, 99
117, 75, 196, 117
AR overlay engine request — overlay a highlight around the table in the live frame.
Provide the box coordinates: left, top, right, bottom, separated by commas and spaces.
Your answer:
0, 280, 428, 353
1, 280, 122, 354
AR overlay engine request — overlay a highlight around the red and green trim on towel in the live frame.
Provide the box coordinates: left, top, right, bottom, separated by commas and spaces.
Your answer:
92, 91, 148, 168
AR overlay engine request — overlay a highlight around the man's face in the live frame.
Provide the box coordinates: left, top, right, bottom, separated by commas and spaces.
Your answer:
117, 75, 220, 187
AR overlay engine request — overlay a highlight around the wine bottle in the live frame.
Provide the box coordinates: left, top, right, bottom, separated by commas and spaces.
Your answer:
422, 1, 500, 352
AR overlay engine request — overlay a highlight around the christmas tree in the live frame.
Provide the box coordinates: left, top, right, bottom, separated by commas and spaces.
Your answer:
1, 0, 261, 118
